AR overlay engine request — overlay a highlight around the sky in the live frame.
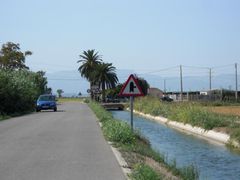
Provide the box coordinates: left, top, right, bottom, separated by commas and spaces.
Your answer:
1, 0, 240, 93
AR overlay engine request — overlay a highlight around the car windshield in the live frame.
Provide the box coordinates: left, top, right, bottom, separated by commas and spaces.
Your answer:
38, 95, 55, 101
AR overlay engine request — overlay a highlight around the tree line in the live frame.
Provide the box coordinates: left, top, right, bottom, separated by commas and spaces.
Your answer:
0, 42, 50, 115
77, 49, 149, 102
0, 42, 149, 115
77, 49, 119, 102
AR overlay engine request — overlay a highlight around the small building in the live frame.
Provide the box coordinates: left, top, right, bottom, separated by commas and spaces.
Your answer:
208, 89, 236, 101
148, 88, 164, 98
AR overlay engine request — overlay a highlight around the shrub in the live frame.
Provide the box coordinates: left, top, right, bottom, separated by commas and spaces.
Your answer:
0, 69, 46, 115
103, 120, 136, 144
130, 163, 162, 180
89, 102, 136, 144
83, 98, 90, 103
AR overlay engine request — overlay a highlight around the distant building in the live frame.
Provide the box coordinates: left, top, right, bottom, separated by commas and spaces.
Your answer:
165, 89, 239, 101
148, 88, 164, 98
208, 89, 236, 101
200, 91, 208, 95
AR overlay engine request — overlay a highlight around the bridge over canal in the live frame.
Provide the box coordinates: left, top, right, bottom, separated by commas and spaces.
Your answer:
101, 103, 125, 110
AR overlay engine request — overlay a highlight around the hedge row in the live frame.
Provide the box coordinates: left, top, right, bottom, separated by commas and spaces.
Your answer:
0, 69, 47, 114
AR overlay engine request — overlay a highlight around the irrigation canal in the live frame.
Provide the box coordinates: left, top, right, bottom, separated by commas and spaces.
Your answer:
111, 110, 240, 180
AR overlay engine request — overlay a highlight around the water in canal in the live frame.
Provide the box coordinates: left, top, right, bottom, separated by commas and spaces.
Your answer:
111, 110, 240, 180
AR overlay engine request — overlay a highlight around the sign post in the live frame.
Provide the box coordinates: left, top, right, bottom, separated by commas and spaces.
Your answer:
130, 96, 134, 131
119, 74, 144, 131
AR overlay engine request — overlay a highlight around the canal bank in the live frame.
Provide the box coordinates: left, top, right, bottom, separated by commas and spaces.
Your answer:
89, 102, 199, 179
126, 108, 240, 148
112, 110, 240, 180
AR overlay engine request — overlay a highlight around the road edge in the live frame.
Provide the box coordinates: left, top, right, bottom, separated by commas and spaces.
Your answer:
99, 122, 131, 180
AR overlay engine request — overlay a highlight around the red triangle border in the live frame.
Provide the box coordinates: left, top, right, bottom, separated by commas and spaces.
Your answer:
119, 74, 144, 97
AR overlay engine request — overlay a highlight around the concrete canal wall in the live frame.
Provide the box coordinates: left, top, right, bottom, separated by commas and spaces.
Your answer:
133, 110, 231, 145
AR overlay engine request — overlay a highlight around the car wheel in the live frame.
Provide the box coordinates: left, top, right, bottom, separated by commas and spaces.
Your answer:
36, 108, 40, 112
54, 107, 57, 112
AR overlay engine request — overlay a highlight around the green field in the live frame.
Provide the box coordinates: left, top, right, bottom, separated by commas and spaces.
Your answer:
57, 97, 87, 103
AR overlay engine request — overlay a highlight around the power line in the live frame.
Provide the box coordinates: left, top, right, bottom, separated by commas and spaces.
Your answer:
140, 66, 179, 75
211, 63, 235, 69
182, 65, 209, 69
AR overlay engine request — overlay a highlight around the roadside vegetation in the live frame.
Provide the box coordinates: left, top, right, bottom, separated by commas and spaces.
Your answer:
0, 42, 50, 119
57, 97, 86, 103
89, 101, 199, 180
134, 96, 240, 145
207, 106, 240, 117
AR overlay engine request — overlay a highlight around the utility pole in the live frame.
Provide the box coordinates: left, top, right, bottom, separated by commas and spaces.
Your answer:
180, 65, 183, 101
209, 68, 212, 90
235, 63, 238, 101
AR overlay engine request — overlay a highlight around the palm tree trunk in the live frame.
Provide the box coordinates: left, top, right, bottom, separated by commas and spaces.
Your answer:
90, 82, 94, 100
102, 82, 106, 102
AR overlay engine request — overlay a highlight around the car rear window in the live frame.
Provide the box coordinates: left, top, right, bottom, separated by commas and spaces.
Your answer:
39, 95, 55, 101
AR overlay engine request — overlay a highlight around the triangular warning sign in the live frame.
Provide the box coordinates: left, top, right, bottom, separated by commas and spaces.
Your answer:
119, 74, 144, 96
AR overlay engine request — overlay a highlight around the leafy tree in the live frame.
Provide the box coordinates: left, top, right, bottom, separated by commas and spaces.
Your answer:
106, 83, 123, 99
0, 42, 32, 70
93, 62, 118, 102
34, 71, 48, 95
0, 69, 46, 114
57, 89, 64, 98
77, 49, 102, 99
136, 76, 149, 96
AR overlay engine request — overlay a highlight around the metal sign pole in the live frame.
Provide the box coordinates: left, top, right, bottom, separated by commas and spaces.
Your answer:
130, 96, 134, 131
118, 74, 144, 131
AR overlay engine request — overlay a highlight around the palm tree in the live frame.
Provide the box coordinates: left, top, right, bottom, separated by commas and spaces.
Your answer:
77, 50, 102, 99
94, 63, 118, 102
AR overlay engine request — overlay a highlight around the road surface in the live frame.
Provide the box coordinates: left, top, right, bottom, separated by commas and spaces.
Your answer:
0, 102, 126, 180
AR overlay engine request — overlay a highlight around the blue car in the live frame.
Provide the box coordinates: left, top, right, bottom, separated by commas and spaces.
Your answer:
36, 94, 57, 112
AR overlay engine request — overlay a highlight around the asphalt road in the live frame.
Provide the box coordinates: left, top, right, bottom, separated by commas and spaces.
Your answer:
0, 102, 126, 180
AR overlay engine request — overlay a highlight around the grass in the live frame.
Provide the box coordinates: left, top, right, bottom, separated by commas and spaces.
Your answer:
0, 115, 10, 121
199, 101, 240, 107
89, 101, 199, 180
208, 106, 240, 116
57, 97, 88, 103
130, 163, 162, 180
134, 96, 240, 146
0, 110, 34, 121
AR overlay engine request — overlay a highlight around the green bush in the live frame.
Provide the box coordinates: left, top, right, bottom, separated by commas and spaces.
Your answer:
103, 120, 136, 144
89, 102, 136, 144
130, 163, 162, 180
83, 98, 90, 103
0, 69, 46, 115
